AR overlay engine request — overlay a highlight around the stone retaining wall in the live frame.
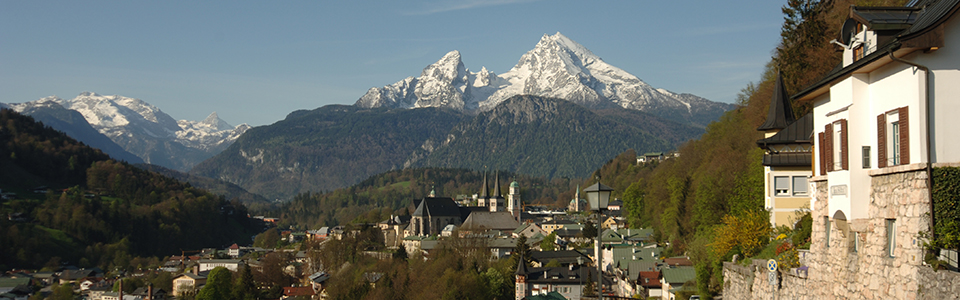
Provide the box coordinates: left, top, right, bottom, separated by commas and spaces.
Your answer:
723, 167, 960, 299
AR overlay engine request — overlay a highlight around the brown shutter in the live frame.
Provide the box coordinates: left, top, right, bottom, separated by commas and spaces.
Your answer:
819, 132, 827, 175
825, 123, 834, 172
878, 113, 887, 168
840, 119, 848, 170
899, 106, 909, 165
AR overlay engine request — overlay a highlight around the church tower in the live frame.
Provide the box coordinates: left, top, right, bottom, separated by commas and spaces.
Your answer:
515, 257, 529, 300
489, 171, 506, 212
508, 180, 521, 221
478, 171, 490, 207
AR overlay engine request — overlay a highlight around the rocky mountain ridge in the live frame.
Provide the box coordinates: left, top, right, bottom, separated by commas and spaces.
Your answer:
6, 92, 249, 171
356, 32, 734, 127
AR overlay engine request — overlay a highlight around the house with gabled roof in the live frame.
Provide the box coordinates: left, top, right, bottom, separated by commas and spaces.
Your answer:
724, 0, 960, 298
758, 73, 815, 227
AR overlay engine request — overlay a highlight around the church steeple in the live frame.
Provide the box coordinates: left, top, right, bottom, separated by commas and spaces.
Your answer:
757, 72, 796, 133
493, 171, 503, 198
480, 171, 489, 198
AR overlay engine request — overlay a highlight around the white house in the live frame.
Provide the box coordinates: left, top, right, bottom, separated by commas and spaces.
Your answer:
792, 0, 960, 298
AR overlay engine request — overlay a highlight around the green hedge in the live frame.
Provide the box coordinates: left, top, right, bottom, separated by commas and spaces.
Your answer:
930, 167, 960, 251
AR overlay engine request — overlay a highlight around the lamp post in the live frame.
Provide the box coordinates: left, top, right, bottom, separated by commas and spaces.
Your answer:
584, 178, 613, 299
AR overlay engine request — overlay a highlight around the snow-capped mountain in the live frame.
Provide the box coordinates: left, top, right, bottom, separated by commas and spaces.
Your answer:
356, 32, 733, 127
7, 92, 249, 171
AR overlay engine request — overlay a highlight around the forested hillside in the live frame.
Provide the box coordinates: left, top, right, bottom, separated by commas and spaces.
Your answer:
279, 167, 585, 229
0, 109, 261, 270
605, 0, 911, 296
191, 105, 468, 201
417, 95, 701, 178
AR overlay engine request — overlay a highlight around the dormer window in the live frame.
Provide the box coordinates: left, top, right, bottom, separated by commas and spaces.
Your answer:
854, 44, 865, 61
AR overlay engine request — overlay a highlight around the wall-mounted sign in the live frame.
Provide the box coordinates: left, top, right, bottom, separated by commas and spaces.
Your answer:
831, 185, 848, 196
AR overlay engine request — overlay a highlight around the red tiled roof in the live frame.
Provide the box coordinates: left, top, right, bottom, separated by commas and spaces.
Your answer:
638, 271, 662, 288
229, 243, 240, 250
283, 286, 315, 296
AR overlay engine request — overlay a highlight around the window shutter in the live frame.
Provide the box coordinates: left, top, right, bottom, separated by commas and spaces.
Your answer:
825, 123, 834, 172
899, 106, 909, 165
819, 132, 826, 175
878, 113, 887, 168
840, 119, 849, 170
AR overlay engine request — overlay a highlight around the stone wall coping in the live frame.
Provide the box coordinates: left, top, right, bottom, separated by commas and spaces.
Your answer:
809, 175, 827, 182
932, 162, 960, 168
867, 163, 927, 177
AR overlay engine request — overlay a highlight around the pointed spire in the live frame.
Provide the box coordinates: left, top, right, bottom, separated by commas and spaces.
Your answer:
757, 72, 796, 131
493, 171, 503, 197
480, 171, 489, 198
515, 254, 529, 276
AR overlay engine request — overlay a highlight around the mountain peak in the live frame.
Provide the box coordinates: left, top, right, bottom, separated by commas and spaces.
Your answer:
355, 32, 734, 127
200, 111, 235, 131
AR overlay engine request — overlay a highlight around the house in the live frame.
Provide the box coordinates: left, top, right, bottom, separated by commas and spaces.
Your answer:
660, 266, 695, 300
197, 259, 243, 272
459, 211, 521, 235
171, 272, 206, 297
513, 223, 548, 240
378, 215, 410, 248
408, 197, 464, 236
606, 200, 623, 211
307, 271, 330, 293
637, 270, 663, 299
227, 243, 241, 258
529, 250, 591, 268
515, 259, 608, 300
540, 220, 575, 234
787, 0, 960, 297
638, 152, 665, 164
58, 268, 101, 284
306, 227, 330, 240
757, 73, 815, 227
281, 286, 315, 299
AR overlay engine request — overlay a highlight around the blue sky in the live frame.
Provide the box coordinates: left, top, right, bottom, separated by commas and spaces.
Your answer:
1, 1, 786, 126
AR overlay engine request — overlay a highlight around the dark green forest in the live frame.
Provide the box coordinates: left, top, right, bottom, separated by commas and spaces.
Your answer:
0, 109, 261, 270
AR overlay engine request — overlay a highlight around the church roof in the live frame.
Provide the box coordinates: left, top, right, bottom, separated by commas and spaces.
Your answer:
757, 72, 796, 131
461, 211, 520, 231
412, 197, 461, 217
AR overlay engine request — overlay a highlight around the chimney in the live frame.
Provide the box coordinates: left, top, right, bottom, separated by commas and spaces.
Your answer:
193, 265, 199, 275
119, 279, 123, 300
147, 284, 153, 300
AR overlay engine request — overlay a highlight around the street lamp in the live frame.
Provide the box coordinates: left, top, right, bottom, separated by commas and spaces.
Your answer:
584, 178, 613, 299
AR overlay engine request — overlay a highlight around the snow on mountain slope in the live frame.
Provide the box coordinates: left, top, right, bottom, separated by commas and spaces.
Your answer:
356, 32, 733, 127
7, 92, 249, 170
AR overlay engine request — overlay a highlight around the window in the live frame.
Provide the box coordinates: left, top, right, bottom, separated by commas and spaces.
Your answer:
862, 146, 871, 169
878, 107, 909, 168
825, 216, 831, 248
792, 176, 808, 196
854, 44, 865, 61
823, 120, 848, 172
773, 176, 808, 197
774, 176, 790, 196
834, 122, 843, 170
892, 120, 900, 165
887, 219, 897, 257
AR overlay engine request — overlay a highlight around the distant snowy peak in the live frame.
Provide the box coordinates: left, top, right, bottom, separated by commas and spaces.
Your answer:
354, 32, 733, 126
15, 92, 248, 151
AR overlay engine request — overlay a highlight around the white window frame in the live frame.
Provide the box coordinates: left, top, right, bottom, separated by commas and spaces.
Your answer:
833, 121, 843, 170
887, 219, 897, 257
887, 112, 900, 166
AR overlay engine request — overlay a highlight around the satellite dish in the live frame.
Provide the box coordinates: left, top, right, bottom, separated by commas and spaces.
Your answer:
840, 18, 858, 45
